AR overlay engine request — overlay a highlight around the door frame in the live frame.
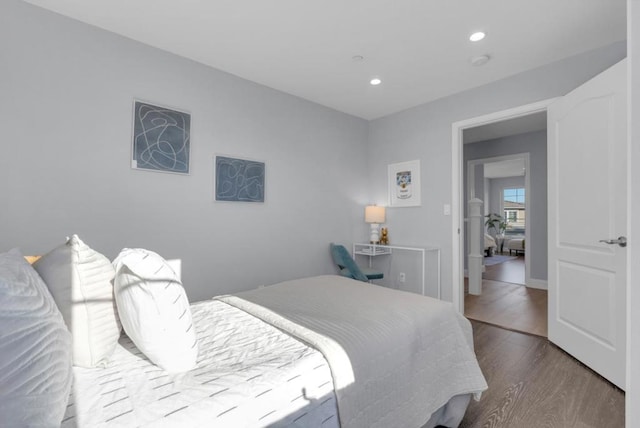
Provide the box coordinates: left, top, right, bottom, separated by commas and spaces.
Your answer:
451, 98, 557, 312
467, 152, 535, 287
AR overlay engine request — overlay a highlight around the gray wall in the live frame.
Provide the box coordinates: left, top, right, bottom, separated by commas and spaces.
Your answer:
0, 1, 627, 304
0, 0, 369, 302
367, 43, 625, 301
464, 131, 547, 281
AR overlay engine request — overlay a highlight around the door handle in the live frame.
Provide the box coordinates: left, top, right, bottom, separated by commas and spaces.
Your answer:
599, 236, 627, 247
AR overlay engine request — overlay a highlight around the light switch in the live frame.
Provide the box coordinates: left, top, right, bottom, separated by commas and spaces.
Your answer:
443, 204, 451, 216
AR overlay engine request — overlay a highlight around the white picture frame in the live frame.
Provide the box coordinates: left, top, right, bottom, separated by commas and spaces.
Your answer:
388, 160, 421, 207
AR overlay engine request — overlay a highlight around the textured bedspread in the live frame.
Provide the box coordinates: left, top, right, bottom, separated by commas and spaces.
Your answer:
220, 275, 487, 428
63, 300, 338, 427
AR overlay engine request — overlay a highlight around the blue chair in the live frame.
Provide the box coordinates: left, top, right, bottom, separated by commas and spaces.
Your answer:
330, 243, 384, 282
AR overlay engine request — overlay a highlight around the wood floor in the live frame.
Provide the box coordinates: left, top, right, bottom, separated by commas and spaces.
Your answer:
465, 255, 547, 337
465, 280, 547, 337
483, 254, 525, 285
460, 321, 625, 428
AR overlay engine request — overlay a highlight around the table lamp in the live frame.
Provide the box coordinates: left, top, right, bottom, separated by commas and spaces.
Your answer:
365, 205, 386, 244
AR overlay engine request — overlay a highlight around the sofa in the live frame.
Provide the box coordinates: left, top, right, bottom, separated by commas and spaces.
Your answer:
507, 237, 525, 255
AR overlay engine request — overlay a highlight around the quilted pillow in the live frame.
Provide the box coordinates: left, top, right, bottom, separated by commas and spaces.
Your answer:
0, 249, 73, 427
113, 248, 198, 372
33, 235, 121, 368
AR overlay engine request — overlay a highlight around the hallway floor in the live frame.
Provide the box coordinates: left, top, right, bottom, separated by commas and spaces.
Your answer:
465, 255, 547, 337
482, 253, 525, 284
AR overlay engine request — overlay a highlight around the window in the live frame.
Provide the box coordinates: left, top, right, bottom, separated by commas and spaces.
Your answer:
503, 187, 525, 233
505, 210, 518, 222
503, 187, 525, 204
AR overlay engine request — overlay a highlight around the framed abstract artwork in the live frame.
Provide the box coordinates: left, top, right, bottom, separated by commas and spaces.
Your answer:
214, 155, 265, 202
388, 159, 421, 207
132, 100, 191, 174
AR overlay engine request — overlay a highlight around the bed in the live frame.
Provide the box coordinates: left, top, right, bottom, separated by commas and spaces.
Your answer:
63, 298, 340, 427
1, 240, 487, 428
484, 233, 497, 256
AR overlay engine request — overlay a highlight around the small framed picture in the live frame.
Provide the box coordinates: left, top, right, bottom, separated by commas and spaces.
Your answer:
132, 100, 191, 174
388, 160, 421, 207
214, 155, 265, 202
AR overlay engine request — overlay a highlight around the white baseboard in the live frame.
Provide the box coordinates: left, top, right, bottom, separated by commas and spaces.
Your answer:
526, 278, 548, 290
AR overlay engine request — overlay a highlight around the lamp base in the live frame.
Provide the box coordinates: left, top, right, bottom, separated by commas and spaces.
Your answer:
369, 223, 381, 244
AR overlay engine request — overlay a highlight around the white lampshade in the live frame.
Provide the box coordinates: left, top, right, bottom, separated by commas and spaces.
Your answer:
365, 205, 386, 224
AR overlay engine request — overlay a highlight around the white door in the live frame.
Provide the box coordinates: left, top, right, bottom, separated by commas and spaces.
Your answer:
548, 59, 627, 389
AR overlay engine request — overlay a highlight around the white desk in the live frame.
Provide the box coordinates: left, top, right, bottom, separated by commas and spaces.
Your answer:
352, 243, 441, 299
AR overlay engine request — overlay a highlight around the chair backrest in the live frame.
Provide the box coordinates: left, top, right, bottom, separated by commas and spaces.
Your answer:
329, 243, 369, 282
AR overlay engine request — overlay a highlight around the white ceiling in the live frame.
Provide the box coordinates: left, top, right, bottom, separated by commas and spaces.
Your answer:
22, 0, 626, 120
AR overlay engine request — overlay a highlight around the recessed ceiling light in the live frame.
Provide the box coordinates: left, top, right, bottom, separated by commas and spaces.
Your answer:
352, 55, 364, 61
370, 78, 382, 86
469, 31, 486, 42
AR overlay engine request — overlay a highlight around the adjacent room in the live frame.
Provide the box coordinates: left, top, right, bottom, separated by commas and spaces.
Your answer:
1, 1, 636, 427
463, 116, 548, 338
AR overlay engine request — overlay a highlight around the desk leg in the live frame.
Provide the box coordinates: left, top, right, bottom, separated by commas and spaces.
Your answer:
437, 249, 441, 300
421, 251, 425, 296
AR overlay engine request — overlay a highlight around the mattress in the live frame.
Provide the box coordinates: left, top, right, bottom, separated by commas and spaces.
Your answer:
62, 300, 339, 428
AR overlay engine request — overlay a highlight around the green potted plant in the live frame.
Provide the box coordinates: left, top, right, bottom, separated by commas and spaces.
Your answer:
485, 213, 507, 237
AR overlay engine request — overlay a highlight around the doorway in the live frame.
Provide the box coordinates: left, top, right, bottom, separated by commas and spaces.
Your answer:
466, 153, 529, 286
462, 124, 547, 336
451, 99, 555, 313
451, 99, 553, 339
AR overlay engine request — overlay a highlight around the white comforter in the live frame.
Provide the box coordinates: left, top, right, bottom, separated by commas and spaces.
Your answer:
484, 233, 497, 250
221, 275, 487, 428
64, 300, 339, 427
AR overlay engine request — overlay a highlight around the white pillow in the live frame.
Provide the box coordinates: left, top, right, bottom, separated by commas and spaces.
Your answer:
113, 248, 198, 372
0, 249, 73, 427
33, 235, 121, 368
